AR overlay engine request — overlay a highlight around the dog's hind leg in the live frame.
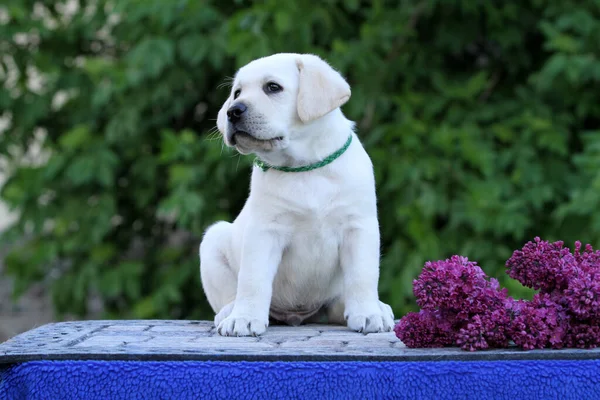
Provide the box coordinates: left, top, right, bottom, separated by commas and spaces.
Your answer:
199, 221, 237, 325
325, 298, 347, 325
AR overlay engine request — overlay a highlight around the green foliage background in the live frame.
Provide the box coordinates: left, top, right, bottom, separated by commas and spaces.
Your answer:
1, 1, 599, 320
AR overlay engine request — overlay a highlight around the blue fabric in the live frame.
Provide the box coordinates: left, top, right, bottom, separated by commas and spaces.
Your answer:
1, 359, 599, 400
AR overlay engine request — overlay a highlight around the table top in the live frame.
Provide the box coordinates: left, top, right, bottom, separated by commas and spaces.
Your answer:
1, 320, 600, 364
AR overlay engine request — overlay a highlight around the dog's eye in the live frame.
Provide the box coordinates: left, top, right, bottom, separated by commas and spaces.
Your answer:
264, 82, 283, 94
233, 89, 241, 99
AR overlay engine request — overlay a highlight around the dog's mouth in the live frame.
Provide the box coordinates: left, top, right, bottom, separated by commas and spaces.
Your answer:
231, 131, 284, 148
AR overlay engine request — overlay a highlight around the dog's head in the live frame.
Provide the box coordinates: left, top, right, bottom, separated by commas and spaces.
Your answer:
216, 53, 351, 155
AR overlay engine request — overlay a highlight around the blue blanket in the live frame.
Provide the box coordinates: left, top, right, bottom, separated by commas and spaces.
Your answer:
1, 360, 599, 400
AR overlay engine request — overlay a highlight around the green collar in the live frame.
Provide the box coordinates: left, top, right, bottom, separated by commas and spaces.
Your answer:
254, 134, 353, 173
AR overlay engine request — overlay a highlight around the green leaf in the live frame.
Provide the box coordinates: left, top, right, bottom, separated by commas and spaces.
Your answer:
274, 11, 292, 33
59, 126, 91, 151
65, 156, 95, 185
178, 34, 209, 65
127, 37, 175, 78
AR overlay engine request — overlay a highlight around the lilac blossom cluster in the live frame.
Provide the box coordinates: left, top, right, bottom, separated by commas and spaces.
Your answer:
395, 255, 512, 351
508, 238, 600, 349
394, 238, 600, 351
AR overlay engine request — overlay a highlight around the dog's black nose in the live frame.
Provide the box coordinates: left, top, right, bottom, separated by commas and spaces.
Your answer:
227, 103, 247, 123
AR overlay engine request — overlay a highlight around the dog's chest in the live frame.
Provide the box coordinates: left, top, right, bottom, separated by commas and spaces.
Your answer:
273, 219, 343, 311
272, 173, 353, 224
269, 175, 352, 305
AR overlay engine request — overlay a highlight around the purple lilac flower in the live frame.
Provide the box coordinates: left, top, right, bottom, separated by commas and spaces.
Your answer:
394, 309, 455, 348
481, 306, 512, 348
564, 270, 600, 319
460, 278, 504, 315
564, 241, 600, 320
413, 256, 489, 311
456, 315, 489, 351
505, 237, 575, 293
565, 321, 600, 349
453, 303, 512, 351
573, 241, 600, 267
508, 293, 569, 350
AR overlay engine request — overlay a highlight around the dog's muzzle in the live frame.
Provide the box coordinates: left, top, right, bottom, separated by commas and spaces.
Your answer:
227, 102, 247, 123
226, 102, 248, 145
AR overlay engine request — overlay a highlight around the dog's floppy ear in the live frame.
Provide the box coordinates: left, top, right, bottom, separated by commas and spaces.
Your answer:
296, 54, 351, 123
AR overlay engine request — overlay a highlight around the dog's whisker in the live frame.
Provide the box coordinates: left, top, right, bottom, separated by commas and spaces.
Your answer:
205, 129, 220, 140
203, 126, 223, 142
217, 77, 234, 90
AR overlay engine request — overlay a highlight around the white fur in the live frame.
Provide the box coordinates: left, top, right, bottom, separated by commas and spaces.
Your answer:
200, 53, 394, 336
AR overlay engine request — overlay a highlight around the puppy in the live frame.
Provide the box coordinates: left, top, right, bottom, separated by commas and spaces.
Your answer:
200, 53, 394, 336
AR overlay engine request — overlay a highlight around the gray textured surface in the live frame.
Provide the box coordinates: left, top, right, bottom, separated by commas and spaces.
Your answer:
1, 320, 600, 364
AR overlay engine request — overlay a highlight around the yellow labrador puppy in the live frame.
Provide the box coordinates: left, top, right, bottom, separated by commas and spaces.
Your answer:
200, 53, 394, 336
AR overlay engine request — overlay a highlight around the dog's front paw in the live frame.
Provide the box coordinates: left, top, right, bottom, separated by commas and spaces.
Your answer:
217, 315, 268, 337
345, 301, 394, 333
214, 302, 234, 327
